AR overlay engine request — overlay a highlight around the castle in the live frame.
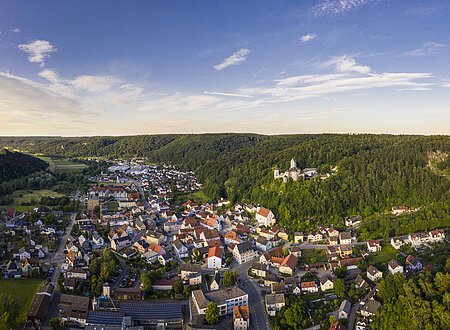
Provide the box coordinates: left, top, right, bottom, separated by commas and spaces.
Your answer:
274, 158, 318, 182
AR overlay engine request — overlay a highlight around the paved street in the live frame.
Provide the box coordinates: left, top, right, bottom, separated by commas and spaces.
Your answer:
41, 212, 77, 330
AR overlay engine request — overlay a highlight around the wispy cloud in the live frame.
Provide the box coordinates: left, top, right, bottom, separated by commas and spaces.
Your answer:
203, 91, 254, 98
323, 55, 371, 74
312, 0, 377, 16
12, 28, 20, 33
443, 82, 450, 88
401, 41, 446, 57
214, 48, 251, 71
18, 40, 57, 67
300, 33, 317, 43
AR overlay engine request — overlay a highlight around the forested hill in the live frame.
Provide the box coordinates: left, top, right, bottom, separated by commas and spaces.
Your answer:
0, 149, 48, 183
1, 134, 449, 233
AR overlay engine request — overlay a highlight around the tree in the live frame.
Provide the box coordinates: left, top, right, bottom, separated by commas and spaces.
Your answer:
0, 293, 20, 329
173, 278, 184, 295
50, 317, 64, 330
222, 270, 238, 287
205, 302, 219, 325
334, 278, 346, 300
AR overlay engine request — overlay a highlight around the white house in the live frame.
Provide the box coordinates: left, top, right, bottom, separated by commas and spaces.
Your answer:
367, 240, 381, 253
255, 236, 272, 252
265, 293, 285, 317
233, 242, 257, 264
255, 207, 276, 227
319, 276, 334, 291
339, 232, 352, 245
388, 260, 404, 275
367, 265, 383, 282
172, 239, 189, 258
301, 281, 318, 293
207, 246, 223, 269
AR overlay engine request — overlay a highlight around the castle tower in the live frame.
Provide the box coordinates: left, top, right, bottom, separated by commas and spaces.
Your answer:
290, 158, 297, 169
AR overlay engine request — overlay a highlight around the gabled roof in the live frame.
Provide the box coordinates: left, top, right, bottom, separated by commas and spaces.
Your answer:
280, 254, 298, 270
256, 207, 271, 218
208, 246, 223, 259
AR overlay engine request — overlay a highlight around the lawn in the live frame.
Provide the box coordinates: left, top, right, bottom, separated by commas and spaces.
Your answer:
37, 156, 87, 173
9, 189, 64, 204
370, 245, 399, 265
302, 249, 328, 263
0, 279, 43, 329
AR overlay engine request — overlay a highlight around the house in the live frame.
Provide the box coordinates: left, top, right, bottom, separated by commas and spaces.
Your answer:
92, 233, 104, 246
158, 253, 173, 266
255, 207, 276, 227
428, 229, 445, 243
338, 300, 351, 320
21, 258, 40, 274
142, 250, 158, 263
279, 254, 298, 276
330, 320, 347, 330
210, 271, 221, 290
406, 255, 422, 271
320, 276, 334, 291
388, 260, 404, 275
289, 246, 302, 258
307, 232, 323, 242
180, 263, 202, 281
360, 299, 381, 318
354, 275, 369, 290
344, 215, 362, 227
277, 228, 289, 241
250, 262, 268, 278
19, 247, 31, 261
191, 287, 248, 316
207, 246, 223, 269
233, 305, 250, 330
232, 242, 257, 264
271, 282, 286, 294
265, 293, 285, 316
329, 236, 339, 245
225, 231, 242, 245
66, 268, 88, 280
172, 239, 189, 258
339, 232, 352, 245
111, 235, 131, 251
408, 232, 428, 247
301, 281, 319, 293
390, 237, 405, 250
338, 245, 353, 258
200, 229, 221, 242
292, 282, 302, 295
255, 236, 272, 252
391, 205, 409, 215
293, 232, 304, 243
146, 231, 166, 245
366, 265, 383, 282
151, 278, 176, 291
367, 240, 381, 253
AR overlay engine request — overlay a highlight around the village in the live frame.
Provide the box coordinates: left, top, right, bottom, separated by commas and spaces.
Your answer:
0, 160, 447, 330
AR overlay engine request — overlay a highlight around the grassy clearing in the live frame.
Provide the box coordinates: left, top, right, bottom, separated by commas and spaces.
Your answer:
9, 189, 64, 204
0, 204, 37, 212
105, 201, 119, 211
36, 156, 86, 173
370, 245, 399, 265
0, 279, 43, 329
302, 249, 327, 263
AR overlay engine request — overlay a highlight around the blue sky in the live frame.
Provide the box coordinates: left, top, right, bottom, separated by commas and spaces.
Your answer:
0, 0, 449, 135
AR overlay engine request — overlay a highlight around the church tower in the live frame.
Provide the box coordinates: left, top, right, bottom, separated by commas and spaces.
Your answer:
290, 158, 297, 169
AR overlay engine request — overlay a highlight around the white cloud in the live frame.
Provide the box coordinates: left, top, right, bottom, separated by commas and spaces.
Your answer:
324, 55, 371, 74
443, 82, 450, 88
203, 91, 253, 98
38, 69, 59, 83
300, 33, 317, 43
70, 75, 122, 93
214, 48, 250, 71
312, 0, 377, 16
401, 41, 447, 57
18, 40, 57, 67
13, 28, 20, 33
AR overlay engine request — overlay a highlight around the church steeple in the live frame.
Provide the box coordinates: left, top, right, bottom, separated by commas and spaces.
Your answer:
290, 158, 297, 169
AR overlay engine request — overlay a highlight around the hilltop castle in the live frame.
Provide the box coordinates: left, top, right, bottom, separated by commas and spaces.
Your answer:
274, 158, 318, 182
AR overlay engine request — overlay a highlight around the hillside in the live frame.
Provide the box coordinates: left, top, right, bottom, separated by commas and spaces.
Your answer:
0, 149, 48, 183
1, 134, 449, 233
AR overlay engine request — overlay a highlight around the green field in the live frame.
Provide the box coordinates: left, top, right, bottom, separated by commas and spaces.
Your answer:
9, 189, 64, 204
38, 156, 87, 173
0, 279, 43, 329
369, 245, 399, 265
302, 249, 328, 263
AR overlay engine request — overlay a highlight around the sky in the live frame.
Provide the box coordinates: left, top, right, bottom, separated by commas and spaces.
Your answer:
0, 0, 449, 136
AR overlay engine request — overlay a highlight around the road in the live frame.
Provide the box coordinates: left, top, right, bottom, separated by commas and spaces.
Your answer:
234, 258, 273, 330
41, 212, 77, 330
133, 179, 150, 208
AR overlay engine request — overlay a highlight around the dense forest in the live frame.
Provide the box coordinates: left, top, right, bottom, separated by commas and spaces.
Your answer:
1, 134, 449, 233
0, 149, 47, 183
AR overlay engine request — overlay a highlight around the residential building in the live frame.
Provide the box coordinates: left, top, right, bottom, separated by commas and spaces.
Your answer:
191, 286, 248, 316
367, 265, 382, 282
207, 246, 223, 269
339, 232, 352, 245
265, 293, 285, 316
367, 240, 381, 253
320, 276, 334, 291
172, 239, 189, 258
233, 305, 250, 330
279, 254, 298, 276
255, 207, 276, 227
301, 281, 319, 293
388, 260, 404, 275
232, 242, 257, 264
338, 300, 351, 320
360, 299, 381, 318
250, 262, 268, 278
293, 232, 304, 243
